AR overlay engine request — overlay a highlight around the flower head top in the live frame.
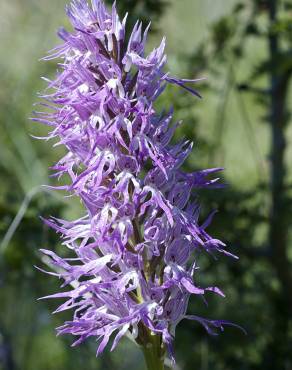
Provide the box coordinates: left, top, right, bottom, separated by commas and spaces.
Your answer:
35, 0, 238, 363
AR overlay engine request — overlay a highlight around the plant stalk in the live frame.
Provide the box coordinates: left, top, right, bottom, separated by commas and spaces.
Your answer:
141, 335, 165, 370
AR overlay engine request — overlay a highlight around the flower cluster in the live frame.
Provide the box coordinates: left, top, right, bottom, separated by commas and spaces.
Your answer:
35, 0, 238, 362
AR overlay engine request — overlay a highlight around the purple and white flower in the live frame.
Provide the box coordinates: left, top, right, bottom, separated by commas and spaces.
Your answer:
34, 0, 240, 364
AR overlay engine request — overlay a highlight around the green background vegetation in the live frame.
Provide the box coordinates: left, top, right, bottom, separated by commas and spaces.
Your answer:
0, 0, 291, 369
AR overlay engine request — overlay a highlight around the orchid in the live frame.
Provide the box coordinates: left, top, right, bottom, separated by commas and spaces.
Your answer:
34, 1, 239, 369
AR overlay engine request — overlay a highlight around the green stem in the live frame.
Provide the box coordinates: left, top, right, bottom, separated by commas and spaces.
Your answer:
141, 335, 165, 370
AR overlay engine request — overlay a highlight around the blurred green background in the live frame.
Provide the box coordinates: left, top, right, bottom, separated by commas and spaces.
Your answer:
0, 0, 292, 369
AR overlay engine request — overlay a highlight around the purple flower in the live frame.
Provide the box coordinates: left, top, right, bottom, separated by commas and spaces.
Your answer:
34, 0, 240, 365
